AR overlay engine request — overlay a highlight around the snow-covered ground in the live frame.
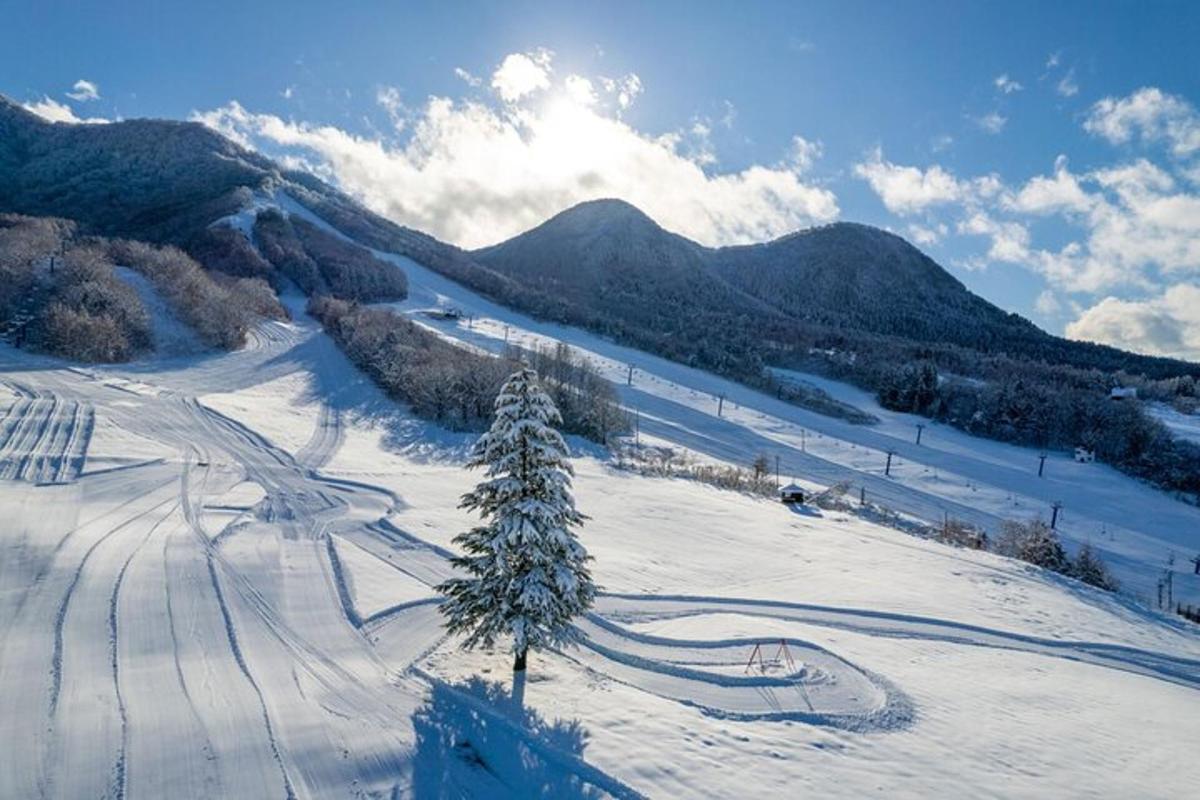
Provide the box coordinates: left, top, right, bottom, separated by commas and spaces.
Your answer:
1149, 402, 1200, 446
2, 201, 1200, 797
290, 195, 1196, 608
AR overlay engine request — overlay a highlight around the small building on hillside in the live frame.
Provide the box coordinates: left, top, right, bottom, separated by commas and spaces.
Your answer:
426, 306, 463, 321
1110, 386, 1138, 401
779, 483, 806, 504
1074, 446, 1096, 463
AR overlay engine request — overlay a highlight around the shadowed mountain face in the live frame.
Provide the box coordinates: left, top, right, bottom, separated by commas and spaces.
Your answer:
0, 96, 275, 242
472, 199, 781, 338
474, 199, 1198, 377
711, 221, 1049, 352
473, 199, 1051, 358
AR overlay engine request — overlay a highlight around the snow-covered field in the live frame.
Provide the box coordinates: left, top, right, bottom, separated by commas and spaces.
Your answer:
2, 203, 1200, 797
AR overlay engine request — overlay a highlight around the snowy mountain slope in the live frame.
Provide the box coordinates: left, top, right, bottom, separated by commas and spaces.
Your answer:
1, 269, 1199, 797
252, 193, 1199, 608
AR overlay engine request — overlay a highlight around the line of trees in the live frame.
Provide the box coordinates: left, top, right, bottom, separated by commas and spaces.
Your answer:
309, 297, 626, 442
31, 245, 153, 362
105, 238, 277, 350
1, 213, 283, 360
994, 518, 1119, 592
520, 342, 629, 443
253, 210, 408, 302
865, 356, 1200, 496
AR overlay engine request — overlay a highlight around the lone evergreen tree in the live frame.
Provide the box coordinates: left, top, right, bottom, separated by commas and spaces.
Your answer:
437, 368, 595, 672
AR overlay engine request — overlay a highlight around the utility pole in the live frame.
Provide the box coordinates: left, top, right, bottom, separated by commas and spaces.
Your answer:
800, 429, 806, 452
885, 449, 896, 477
774, 454, 780, 489
627, 363, 634, 386
860, 486, 866, 506
915, 423, 925, 445
717, 394, 725, 417
1038, 453, 1047, 478
503, 325, 510, 344
634, 407, 640, 447
1050, 500, 1063, 529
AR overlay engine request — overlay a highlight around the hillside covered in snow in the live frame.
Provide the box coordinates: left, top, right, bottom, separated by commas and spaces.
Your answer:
2, 93, 1200, 798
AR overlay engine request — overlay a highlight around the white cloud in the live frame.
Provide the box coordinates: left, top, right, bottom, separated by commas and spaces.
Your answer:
66, 79, 100, 102
994, 74, 1023, 94
194, 53, 838, 249
601, 74, 642, 111
974, 111, 1007, 134
853, 148, 1000, 215
1056, 68, 1079, 98
376, 85, 407, 129
1034, 289, 1062, 316
998, 156, 1200, 291
454, 67, 482, 87
907, 222, 947, 246
1084, 87, 1200, 156
957, 210, 1031, 263
1005, 155, 1093, 214
563, 75, 597, 107
857, 147, 1200, 294
281, 85, 295, 100
1066, 285, 1200, 359
491, 50, 552, 104
22, 96, 107, 124
1045, 52, 1061, 69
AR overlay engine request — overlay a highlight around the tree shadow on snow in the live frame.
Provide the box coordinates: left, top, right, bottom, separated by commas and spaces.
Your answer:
412, 675, 633, 800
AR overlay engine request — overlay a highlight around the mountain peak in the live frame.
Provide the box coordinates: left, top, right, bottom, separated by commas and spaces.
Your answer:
512, 197, 666, 243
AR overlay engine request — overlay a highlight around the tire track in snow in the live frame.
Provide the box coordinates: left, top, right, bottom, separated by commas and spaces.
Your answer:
296, 403, 343, 470
42, 487, 181, 800
48, 489, 180, 717
0, 393, 55, 480
204, 553, 298, 800
105, 501, 181, 800
595, 594, 1200, 692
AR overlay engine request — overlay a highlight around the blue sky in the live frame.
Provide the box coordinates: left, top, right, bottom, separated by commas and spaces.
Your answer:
5, 1, 1200, 357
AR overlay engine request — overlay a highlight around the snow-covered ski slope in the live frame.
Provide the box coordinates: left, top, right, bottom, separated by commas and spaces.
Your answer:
0, 197, 1197, 797
276, 192, 1200, 608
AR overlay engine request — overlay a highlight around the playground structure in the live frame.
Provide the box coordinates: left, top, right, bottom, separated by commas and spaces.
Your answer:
744, 639, 798, 674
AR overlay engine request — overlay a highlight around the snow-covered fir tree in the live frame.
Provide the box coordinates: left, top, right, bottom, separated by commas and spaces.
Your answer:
437, 368, 595, 672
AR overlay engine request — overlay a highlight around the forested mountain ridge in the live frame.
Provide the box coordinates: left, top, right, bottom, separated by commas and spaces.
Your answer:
475, 199, 1195, 379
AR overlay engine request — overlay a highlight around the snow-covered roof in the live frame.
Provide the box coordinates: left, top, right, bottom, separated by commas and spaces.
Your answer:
779, 483, 804, 493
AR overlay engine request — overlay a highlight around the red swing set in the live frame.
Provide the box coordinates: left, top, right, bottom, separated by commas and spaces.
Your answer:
744, 639, 797, 674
